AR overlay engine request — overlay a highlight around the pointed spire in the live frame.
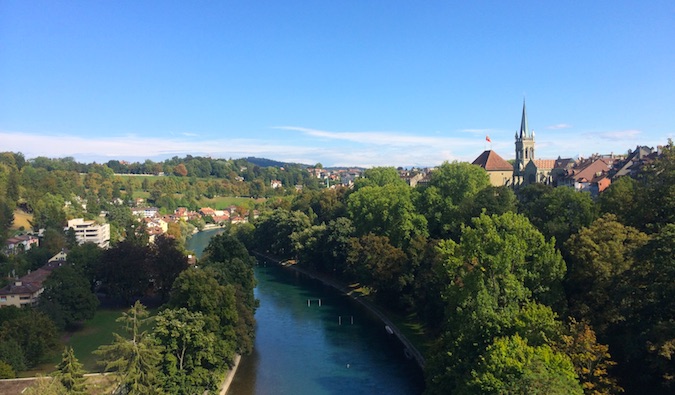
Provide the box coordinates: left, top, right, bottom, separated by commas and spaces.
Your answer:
519, 99, 530, 139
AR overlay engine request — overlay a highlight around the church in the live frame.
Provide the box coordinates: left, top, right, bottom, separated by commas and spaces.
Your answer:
472, 101, 559, 187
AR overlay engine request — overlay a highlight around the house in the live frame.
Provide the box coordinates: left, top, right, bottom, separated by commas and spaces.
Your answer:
0, 258, 64, 308
4, 234, 39, 255
66, 218, 111, 249
271, 180, 283, 189
472, 150, 513, 186
199, 207, 216, 217
559, 157, 614, 196
131, 207, 159, 218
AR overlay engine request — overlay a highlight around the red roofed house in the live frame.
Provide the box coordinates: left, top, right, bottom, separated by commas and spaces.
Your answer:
472, 150, 513, 186
0, 255, 65, 308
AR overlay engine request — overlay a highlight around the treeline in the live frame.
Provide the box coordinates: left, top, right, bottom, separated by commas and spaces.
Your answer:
247, 140, 674, 394
1, 231, 257, 395
0, 151, 323, 263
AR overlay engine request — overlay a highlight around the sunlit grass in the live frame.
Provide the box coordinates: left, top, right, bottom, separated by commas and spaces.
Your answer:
11, 209, 32, 230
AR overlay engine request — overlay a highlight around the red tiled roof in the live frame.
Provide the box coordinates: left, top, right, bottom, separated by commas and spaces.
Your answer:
533, 159, 556, 169
472, 150, 513, 171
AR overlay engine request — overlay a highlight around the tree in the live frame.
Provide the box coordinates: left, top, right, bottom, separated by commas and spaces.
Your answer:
519, 186, 596, 250
347, 183, 427, 248
39, 266, 99, 330
353, 167, 405, 190
168, 268, 238, 365
0, 360, 14, 379
612, 223, 675, 392
425, 212, 567, 394
173, 163, 188, 177
94, 302, 163, 395
98, 241, 151, 304
0, 339, 26, 374
468, 334, 583, 395
0, 310, 60, 367
153, 308, 219, 393
55, 347, 87, 394
253, 209, 311, 258
564, 214, 648, 333
559, 318, 622, 395
416, 161, 490, 239
30, 193, 66, 230
347, 234, 410, 306
66, 242, 103, 290
597, 176, 640, 228
148, 235, 188, 302
200, 232, 257, 354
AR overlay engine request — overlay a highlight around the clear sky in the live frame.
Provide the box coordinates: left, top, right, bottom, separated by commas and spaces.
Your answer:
1, 1, 673, 167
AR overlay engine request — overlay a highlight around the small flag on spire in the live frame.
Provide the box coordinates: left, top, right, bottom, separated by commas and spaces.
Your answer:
486, 135, 491, 143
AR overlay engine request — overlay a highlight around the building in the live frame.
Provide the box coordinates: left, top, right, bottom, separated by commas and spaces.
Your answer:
472, 150, 513, 186
0, 257, 64, 308
66, 218, 111, 249
512, 100, 559, 186
4, 234, 39, 255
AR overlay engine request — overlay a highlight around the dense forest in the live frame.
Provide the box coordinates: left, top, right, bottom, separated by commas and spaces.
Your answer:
0, 141, 673, 394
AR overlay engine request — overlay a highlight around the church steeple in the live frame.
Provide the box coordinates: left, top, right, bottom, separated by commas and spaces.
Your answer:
513, 99, 536, 184
519, 99, 531, 139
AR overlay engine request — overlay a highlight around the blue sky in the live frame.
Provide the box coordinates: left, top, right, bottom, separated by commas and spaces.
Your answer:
1, 1, 673, 167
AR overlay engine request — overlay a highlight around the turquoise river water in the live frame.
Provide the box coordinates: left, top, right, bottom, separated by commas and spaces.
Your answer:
187, 229, 425, 395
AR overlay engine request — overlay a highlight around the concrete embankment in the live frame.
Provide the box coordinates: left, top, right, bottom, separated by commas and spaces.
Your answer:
219, 354, 241, 395
252, 251, 426, 370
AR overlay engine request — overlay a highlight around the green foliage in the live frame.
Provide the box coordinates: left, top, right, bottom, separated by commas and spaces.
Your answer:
467, 334, 583, 395
30, 193, 67, 230
348, 183, 428, 248
0, 309, 60, 367
518, 186, 597, 250
97, 241, 151, 304
94, 302, 163, 395
425, 212, 569, 394
200, 232, 258, 354
253, 208, 311, 258
347, 234, 410, 306
168, 268, 238, 365
564, 214, 649, 333
0, 339, 26, 373
0, 360, 14, 379
39, 266, 99, 330
148, 235, 189, 302
154, 308, 219, 393
23, 375, 67, 395
55, 347, 87, 394
416, 161, 490, 239
66, 242, 103, 290
353, 166, 405, 190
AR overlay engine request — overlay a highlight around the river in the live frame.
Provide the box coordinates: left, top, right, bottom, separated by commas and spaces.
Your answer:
187, 229, 425, 395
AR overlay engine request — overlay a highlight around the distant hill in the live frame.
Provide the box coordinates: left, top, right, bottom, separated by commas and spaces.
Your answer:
241, 157, 309, 168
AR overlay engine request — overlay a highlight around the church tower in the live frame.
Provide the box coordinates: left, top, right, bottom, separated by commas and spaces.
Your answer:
513, 100, 535, 184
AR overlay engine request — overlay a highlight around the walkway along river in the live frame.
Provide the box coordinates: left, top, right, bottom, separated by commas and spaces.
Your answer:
187, 229, 424, 394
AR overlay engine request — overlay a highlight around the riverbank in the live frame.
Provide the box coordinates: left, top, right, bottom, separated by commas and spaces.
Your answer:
251, 251, 426, 370
219, 354, 241, 395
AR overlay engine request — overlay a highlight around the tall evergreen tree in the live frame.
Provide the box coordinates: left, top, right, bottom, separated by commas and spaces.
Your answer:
55, 347, 87, 394
94, 301, 163, 395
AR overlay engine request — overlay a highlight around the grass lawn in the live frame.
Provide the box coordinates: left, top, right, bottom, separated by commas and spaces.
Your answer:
66, 309, 128, 372
11, 209, 32, 230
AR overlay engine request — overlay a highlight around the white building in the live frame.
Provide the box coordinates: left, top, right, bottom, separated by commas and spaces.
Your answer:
66, 218, 111, 249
